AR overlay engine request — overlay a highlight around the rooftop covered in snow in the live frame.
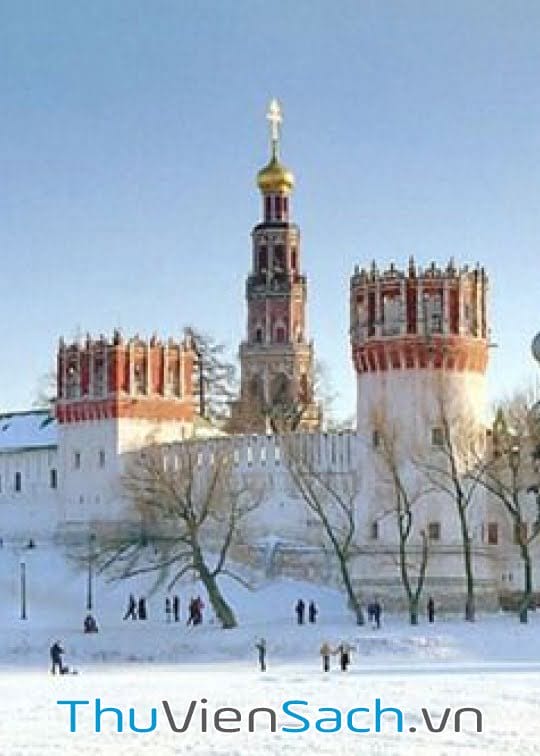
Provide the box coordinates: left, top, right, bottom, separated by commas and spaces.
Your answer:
0, 411, 57, 453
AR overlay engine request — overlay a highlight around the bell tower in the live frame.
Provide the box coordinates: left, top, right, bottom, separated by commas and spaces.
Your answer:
231, 100, 320, 432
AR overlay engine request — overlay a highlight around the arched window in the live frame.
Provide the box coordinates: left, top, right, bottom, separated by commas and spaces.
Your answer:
258, 246, 267, 273
299, 373, 309, 403
275, 326, 285, 343
249, 375, 264, 404
271, 373, 289, 403
66, 363, 79, 399
291, 246, 297, 271
382, 294, 401, 336
273, 244, 285, 272
93, 357, 105, 397
265, 196, 272, 221
255, 327, 263, 344
275, 195, 282, 219
134, 361, 146, 394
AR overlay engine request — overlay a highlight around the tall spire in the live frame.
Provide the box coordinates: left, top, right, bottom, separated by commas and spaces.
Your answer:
257, 98, 294, 195
266, 98, 282, 160
230, 99, 320, 433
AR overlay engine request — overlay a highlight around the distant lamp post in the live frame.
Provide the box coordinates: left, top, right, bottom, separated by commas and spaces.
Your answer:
19, 538, 36, 620
509, 443, 521, 476
20, 561, 27, 620
86, 531, 97, 611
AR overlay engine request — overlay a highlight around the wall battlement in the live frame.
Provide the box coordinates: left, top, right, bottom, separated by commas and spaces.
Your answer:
350, 258, 489, 376
56, 330, 195, 424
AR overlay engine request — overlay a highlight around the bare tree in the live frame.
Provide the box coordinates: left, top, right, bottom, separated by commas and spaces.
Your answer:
33, 368, 57, 410
478, 394, 540, 623
283, 437, 364, 624
184, 326, 237, 426
229, 364, 324, 435
415, 381, 485, 621
373, 414, 430, 625
97, 442, 261, 629
264, 393, 319, 434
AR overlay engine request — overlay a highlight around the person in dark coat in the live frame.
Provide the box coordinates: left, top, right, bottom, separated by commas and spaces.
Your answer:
50, 641, 65, 675
320, 641, 333, 672
194, 596, 204, 625
123, 593, 137, 620
373, 600, 382, 629
295, 599, 305, 625
255, 638, 267, 671
427, 596, 435, 623
138, 597, 147, 620
187, 597, 195, 625
308, 601, 318, 624
165, 597, 172, 623
336, 641, 352, 671
83, 614, 98, 633
173, 595, 180, 623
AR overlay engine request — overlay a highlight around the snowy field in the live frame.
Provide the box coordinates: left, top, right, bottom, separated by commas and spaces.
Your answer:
2, 662, 540, 755
1, 545, 540, 754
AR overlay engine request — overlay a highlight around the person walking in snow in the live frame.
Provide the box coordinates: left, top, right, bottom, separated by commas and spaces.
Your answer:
194, 596, 204, 625
83, 614, 98, 633
336, 641, 352, 671
123, 593, 137, 620
50, 641, 65, 675
165, 597, 172, 623
373, 599, 382, 629
320, 641, 333, 672
138, 597, 147, 620
173, 595, 180, 623
308, 600, 318, 624
295, 599, 305, 625
187, 597, 195, 625
255, 638, 267, 671
427, 596, 435, 623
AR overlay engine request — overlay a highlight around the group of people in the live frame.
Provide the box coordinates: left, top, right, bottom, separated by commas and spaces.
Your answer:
320, 640, 354, 672
253, 638, 354, 673
165, 595, 181, 623
123, 593, 208, 625
294, 599, 318, 625
123, 594, 148, 620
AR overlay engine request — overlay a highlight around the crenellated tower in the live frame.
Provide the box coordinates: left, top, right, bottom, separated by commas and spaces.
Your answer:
55, 330, 196, 527
56, 330, 195, 428
350, 258, 489, 433
349, 259, 494, 607
231, 100, 320, 432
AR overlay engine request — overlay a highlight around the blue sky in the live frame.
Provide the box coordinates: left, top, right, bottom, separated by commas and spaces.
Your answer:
1, 1, 539, 419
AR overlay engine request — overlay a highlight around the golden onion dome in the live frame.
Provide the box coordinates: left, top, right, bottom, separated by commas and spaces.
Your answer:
257, 155, 295, 194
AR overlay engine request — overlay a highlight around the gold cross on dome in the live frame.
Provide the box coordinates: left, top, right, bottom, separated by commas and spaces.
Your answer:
266, 98, 282, 151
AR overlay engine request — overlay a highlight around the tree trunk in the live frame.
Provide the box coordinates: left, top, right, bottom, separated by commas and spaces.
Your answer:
518, 544, 532, 624
458, 502, 475, 621
193, 545, 237, 629
337, 551, 364, 625
409, 598, 419, 625
398, 530, 422, 626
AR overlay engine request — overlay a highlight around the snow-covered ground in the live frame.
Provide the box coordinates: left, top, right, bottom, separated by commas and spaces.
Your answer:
1, 545, 540, 754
